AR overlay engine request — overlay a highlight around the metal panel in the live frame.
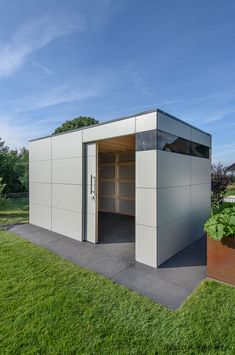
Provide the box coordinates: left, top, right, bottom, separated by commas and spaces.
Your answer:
52, 207, 82, 241
157, 151, 190, 188
29, 138, 51, 161
136, 224, 157, 267
136, 188, 157, 227
52, 184, 82, 212
29, 160, 51, 183
52, 158, 82, 185
30, 183, 51, 207
191, 184, 211, 213
157, 216, 191, 266
157, 186, 190, 226
136, 150, 157, 188
52, 130, 82, 159
30, 203, 51, 230
191, 156, 211, 185
83, 117, 135, 142
136, 112, 157, 132
191, 207, 210, 242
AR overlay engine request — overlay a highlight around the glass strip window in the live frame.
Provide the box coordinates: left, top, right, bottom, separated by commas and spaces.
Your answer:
137, 129, 210, 159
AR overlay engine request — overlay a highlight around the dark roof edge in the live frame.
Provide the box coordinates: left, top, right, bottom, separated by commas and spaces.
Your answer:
29, 108, 157, 142
157, 109, 211, 137
29, 107, 211, 143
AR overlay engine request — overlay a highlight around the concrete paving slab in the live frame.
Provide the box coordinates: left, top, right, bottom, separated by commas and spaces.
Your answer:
70, 248, 133, 278
45, 237, 95, 258
9, 223, 206, 309
112, 265, 189, 309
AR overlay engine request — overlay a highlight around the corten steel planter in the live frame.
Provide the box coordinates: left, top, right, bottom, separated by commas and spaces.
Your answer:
207, 236, 235, 286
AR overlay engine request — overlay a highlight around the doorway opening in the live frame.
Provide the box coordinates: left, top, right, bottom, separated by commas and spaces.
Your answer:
97, 135, 135, 245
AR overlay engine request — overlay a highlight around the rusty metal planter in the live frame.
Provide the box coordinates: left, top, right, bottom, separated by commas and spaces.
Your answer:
207, 236, 235, 286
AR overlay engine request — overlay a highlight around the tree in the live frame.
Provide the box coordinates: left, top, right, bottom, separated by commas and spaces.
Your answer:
0, 177, 6, 208
53, 116, 99, 134
211, 163, 232, 211
0, 138, 29, 193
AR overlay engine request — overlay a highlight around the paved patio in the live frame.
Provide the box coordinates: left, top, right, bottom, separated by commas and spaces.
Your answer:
9, 223, 206, 309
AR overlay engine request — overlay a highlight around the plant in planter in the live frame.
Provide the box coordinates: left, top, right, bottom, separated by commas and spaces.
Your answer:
204, 207, 235, 285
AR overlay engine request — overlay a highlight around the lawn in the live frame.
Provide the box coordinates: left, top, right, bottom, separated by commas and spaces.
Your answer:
1, 231, 235, 354
225, 183, 235, 196
0, 197, 29, 226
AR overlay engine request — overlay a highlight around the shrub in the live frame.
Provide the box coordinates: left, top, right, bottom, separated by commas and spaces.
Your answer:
211, 163, 231, 211
204, 206, 235, 240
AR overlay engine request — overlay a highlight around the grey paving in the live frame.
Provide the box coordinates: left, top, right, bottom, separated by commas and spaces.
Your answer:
9, 213, 206, 309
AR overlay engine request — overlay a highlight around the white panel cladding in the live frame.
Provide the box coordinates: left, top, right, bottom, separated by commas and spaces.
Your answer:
52, 207, 82, 241
52, 130, 82, 159
83, 117, 135, 142
157, 151, 190, 188
191, 128, 211, 147
157, 111, 191, 140
191, 207, 210, 242
157, 186, 190, 226
191, 156, 211, 185
52, 157, 82, 184
29, 160, 51, 183
136, 224, 157, 267
52, 184, 82, 212
136, 188, 156, 227
191, 184, 211, 213
30, 183, 51, 207
136, 150, 157, 188
136, 112, 157, 132
29, 138, 51, 161
157, 216, 191, 266
30, 203, 51, 230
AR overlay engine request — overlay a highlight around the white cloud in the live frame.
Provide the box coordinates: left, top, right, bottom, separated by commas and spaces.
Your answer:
0, 15, 79, 78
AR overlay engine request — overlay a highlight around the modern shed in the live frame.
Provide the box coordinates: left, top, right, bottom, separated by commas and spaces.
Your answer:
29, 109, 211, 268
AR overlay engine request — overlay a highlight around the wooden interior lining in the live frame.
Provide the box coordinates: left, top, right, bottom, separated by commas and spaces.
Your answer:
98, 134, 135, 216
98, 135, 135, 154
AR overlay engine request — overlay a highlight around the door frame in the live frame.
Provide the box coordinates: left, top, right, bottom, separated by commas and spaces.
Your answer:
82, 141, 98, 243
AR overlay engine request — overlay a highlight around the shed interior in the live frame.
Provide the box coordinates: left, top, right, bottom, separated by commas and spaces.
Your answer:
97, 134, 135, 244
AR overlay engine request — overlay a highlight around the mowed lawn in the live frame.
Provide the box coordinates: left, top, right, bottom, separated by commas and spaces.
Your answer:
1, 231, 235, 354
0, 198, 29, 226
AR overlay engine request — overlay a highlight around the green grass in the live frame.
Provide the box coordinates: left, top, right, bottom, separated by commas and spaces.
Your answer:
225, 183, 235, 196
1, 231, 235, 354
0, 197, 29, 226
225, 189, 235, 196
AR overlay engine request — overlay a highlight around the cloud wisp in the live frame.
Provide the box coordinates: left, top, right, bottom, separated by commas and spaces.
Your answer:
0, 15, 79, 78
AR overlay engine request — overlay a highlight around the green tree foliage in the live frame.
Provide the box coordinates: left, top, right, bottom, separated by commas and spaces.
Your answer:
0, 138, 29, 194
53, 116, 99, 134
0, 177, 6, 208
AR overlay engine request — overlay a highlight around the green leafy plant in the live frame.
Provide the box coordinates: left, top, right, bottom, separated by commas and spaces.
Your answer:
204, 207, 235, 240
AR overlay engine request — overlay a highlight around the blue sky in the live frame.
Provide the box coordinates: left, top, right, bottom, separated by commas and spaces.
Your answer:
0, 0, 234, 164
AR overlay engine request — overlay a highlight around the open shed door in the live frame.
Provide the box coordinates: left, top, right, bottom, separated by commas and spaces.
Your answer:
85, 142, 98, 243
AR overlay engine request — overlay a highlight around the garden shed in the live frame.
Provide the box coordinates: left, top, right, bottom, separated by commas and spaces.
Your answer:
29, 109, 211, 267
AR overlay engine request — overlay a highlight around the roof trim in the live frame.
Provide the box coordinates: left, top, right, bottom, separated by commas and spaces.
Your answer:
29, 107, 211, 143
157, 109, 211, 137
29, 109, 157, 142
